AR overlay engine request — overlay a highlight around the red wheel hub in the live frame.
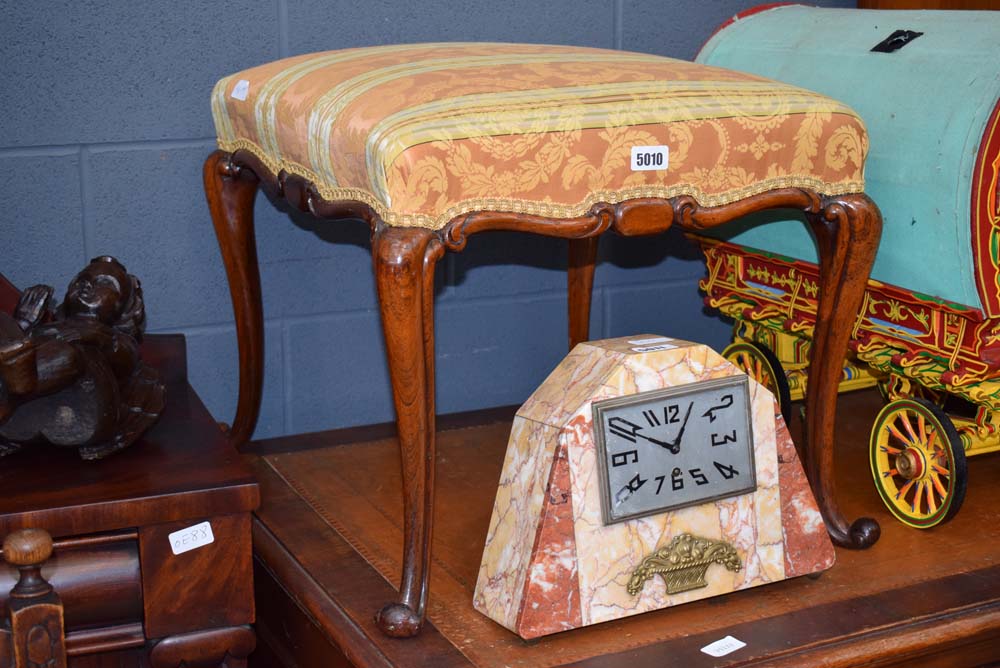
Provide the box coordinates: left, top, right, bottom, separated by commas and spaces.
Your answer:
895, 448, 926, 480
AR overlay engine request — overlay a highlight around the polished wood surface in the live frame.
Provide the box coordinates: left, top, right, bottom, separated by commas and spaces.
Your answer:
140, 514, 254, 639
205, 147, 882, 636
248, 390, 1000, 668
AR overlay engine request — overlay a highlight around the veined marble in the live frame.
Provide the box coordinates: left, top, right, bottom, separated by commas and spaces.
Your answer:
473, 336, 834, 639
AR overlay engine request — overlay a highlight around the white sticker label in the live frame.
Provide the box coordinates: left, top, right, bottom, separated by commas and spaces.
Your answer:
700, 635, 747, 657
231, 79, 250, 101
631, 343, 677, 353
627, 336, 674, 345
630, 145, 669, 171
168, 521, 215, 555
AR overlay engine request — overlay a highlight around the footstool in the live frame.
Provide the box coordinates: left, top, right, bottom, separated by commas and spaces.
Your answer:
204, 42, 882, 638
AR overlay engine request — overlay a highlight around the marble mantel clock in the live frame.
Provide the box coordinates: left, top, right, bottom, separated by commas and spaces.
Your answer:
473, 336, 835, 639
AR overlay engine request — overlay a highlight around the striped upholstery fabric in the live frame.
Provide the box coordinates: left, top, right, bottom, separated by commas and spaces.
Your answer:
212, 43, 868, 230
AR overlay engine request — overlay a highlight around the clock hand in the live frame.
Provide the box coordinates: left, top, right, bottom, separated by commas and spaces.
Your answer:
665, 402, 694, 455
633, 432, 674, 449
608, 417, 675, 449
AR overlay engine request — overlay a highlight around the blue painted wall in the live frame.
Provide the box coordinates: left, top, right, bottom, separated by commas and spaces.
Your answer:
0, 0, 854, 439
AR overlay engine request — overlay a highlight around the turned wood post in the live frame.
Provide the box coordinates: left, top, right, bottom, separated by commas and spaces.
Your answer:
2, 529, 67, 668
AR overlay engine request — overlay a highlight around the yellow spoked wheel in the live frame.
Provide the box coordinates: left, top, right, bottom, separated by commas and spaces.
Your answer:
722, 341, 792, 425
870, 398, 967, 528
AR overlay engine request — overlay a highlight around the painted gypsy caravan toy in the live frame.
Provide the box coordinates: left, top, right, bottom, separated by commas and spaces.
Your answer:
691, 5, 1000, 529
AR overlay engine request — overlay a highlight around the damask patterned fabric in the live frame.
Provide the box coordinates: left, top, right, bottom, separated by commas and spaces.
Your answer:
212, 43, 868, 230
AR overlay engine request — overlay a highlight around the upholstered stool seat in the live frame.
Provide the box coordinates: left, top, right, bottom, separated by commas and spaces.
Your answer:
212, 42, 866, 230
204, 43, 882, 638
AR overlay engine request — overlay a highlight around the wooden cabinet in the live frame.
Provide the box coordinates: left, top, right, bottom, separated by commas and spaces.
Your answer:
0, 335, 259, 668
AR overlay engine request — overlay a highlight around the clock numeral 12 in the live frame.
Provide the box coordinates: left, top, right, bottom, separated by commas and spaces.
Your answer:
642, 404, 684, 428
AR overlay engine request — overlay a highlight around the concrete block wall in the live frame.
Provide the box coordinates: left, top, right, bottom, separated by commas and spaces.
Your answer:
1, 0, 854, 439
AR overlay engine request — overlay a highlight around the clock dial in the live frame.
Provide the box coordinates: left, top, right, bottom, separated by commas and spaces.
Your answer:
593, 375, 757, 524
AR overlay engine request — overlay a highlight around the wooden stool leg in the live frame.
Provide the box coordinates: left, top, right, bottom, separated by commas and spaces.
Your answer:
568, 237, 599, 350
372, 226, 444, 638
203, 150, 262, 448
805, 193, 883, 549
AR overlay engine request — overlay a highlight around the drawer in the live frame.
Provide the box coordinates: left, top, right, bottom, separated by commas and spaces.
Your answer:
0, 531, 141, 632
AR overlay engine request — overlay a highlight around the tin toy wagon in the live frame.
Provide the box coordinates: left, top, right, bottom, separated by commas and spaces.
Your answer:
691, 5, 1000, 528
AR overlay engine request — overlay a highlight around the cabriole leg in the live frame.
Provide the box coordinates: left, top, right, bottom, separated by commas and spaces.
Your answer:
372, 226, 443, 637
805, 193, 883, 549
203, 150, 262, 448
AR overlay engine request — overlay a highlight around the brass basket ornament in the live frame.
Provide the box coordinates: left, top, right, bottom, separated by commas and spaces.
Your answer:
627, 533, 742, 596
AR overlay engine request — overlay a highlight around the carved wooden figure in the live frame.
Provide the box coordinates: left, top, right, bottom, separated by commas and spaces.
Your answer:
0, 257, 164, 460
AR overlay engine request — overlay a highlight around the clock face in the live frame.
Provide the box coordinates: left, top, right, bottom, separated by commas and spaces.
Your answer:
592, 375, 757, 524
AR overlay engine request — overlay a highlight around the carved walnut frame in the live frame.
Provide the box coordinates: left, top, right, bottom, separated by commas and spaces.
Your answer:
204, 148, 883, 638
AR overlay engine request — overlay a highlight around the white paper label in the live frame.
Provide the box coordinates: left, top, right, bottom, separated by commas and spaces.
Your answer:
631, 343, 677, 353
168, 521, 215, 555
700, 635, 747, 657
630, 145, 669, 171
231, 79, 250, 101
627, 336, 673, 345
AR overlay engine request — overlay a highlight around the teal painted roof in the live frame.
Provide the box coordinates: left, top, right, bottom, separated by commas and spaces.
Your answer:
697, 5, 1000, 312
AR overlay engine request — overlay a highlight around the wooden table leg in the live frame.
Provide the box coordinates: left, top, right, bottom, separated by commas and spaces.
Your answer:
371, 226, 444, 638
568, 236, 599, 350
203, 150, 263, 448
805, 193, 883, 549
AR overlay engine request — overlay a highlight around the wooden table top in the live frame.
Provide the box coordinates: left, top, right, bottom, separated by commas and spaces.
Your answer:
0, 335, 259, 539
248, 391, 1000, 668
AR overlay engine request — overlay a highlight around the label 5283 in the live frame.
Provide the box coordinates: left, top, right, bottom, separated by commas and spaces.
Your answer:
630, 145, 669, 171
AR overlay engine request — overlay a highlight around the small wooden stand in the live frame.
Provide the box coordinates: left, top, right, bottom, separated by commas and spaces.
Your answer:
0, 334, 259, 668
